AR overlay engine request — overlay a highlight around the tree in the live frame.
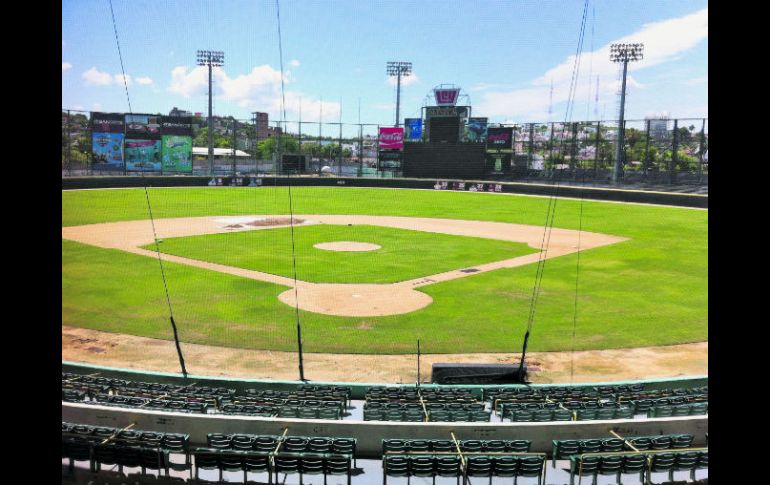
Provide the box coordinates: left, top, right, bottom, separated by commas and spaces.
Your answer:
257, 135, 299, 159
193, 127, 233, 148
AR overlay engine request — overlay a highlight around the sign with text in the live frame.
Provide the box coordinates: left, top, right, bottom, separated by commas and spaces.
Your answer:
161, 116, 193, 136
91, 132, 124, 169
487, 127, 513, 150
90, 112, 124, 133
378, 150, 402, 169
425, 106, 469, 118
378, 127, 404, 150
404, 118, 423, 141
434, 88, 461, 106
125, 114, 161, 139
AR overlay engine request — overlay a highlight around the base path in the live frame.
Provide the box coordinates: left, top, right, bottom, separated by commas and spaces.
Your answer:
62, 215, 627, 317
62, 326, 707, 383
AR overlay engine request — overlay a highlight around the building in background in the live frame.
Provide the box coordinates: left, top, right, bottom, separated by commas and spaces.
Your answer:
168, 107, 192, 117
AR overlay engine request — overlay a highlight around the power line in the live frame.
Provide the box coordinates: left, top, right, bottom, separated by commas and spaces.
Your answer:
108, 0, 187, 378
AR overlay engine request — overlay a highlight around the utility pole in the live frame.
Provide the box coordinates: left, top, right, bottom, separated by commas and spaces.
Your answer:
609, 43, 643, 184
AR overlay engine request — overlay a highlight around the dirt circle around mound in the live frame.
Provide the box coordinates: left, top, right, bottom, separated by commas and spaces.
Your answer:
278, 283, 432, 317
313, 241, 381, 252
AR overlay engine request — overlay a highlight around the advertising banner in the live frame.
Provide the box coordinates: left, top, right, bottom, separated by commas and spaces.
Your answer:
91, 112, 124, 133
404, 118, 423, 141
378, 150, 402, 169
125, 114, 162, 139
487, 127, 514, 150
161, 116, 193, 136
125, 139, 161, 171
91, 132, 124, 169
161, 135, 193, 172
378, 127, 404, 150
425, 106, 468, 118
465, 118, 488, 142
434, 88, 461, 106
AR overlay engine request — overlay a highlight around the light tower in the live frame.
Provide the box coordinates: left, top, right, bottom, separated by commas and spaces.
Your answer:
386, 61, 412, 127
197, 50, 225, 175
609, 43, 643, 184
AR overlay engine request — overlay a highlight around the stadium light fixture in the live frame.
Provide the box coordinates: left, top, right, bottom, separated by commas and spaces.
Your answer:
386, 61, 412, 127
197, 50, 225, 175
609, 43, 644, 184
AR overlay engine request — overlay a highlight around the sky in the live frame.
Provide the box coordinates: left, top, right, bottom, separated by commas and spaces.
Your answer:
62, 0, 707, 136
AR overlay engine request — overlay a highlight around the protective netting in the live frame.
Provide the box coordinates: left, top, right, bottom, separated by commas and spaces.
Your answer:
61, 1, 708, 383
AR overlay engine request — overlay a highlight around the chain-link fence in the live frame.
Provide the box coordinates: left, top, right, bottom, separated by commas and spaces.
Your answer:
62, 109, 708, 185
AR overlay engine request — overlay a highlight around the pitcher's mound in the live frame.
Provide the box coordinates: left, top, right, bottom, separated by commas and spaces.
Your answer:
314, 241, 381, 252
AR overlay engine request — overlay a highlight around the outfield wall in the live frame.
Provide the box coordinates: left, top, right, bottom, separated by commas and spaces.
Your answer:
61, 176, 708, 208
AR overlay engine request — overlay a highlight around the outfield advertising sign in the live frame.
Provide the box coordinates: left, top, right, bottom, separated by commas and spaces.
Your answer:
487, 127, 513, 150
465, 118, 488, 142
161, 135, 193, 172
378, 127, 404, 150
161, 116, 193, 136
125, 114, 161, 138
91, 132, 124, 169
91, 112, 124, 133
125, 139, 161, 171
404, 118, 423, 141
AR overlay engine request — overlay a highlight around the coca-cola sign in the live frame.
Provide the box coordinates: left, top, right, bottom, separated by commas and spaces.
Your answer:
434, 88, 461, 106
378, 127, 404, 150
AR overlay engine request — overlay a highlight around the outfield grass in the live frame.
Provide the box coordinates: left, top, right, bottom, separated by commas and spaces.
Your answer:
61, 187, 707, 354
143, 224, 537, 284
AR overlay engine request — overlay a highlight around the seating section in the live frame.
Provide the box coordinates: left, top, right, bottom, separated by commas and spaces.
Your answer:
63, 422, 356, 484
64, 371, 707, 424
552, 434, 694, 466
191, 448, 352, 484
383, 453, 546, 485
61, 372, 350, 420
647, 402, 709, 417
62, 422, 191, 476
569, 450, 708, 485
205, 433, 356, 465
383, 438, 531, 454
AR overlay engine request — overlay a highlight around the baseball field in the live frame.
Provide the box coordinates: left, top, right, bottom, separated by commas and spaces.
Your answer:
61, 186, 707, 373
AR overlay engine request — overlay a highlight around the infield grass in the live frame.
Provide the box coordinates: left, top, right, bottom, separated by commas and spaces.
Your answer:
61, 187, 708, 354
142, 224, 537, 284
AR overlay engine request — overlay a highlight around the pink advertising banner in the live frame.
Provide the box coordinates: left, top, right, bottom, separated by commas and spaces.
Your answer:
379, 127, 404, 150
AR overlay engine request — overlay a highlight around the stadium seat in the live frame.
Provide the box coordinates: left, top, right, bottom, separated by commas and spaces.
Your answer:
620, 453, 647, 484
569, 455, 599, 485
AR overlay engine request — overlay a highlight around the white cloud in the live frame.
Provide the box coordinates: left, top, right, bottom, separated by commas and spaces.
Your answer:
62, 62, 72, 72
82, 67, 114, 86
92, 103, 102, 110
386, 73, 420, 87
476, 7, 707, 121
168, 64, 321, 120
289, 59, 300, 67
82, 66, 158, 88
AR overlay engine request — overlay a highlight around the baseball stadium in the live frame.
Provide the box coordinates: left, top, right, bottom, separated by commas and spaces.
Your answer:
62, 2, 708, 485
